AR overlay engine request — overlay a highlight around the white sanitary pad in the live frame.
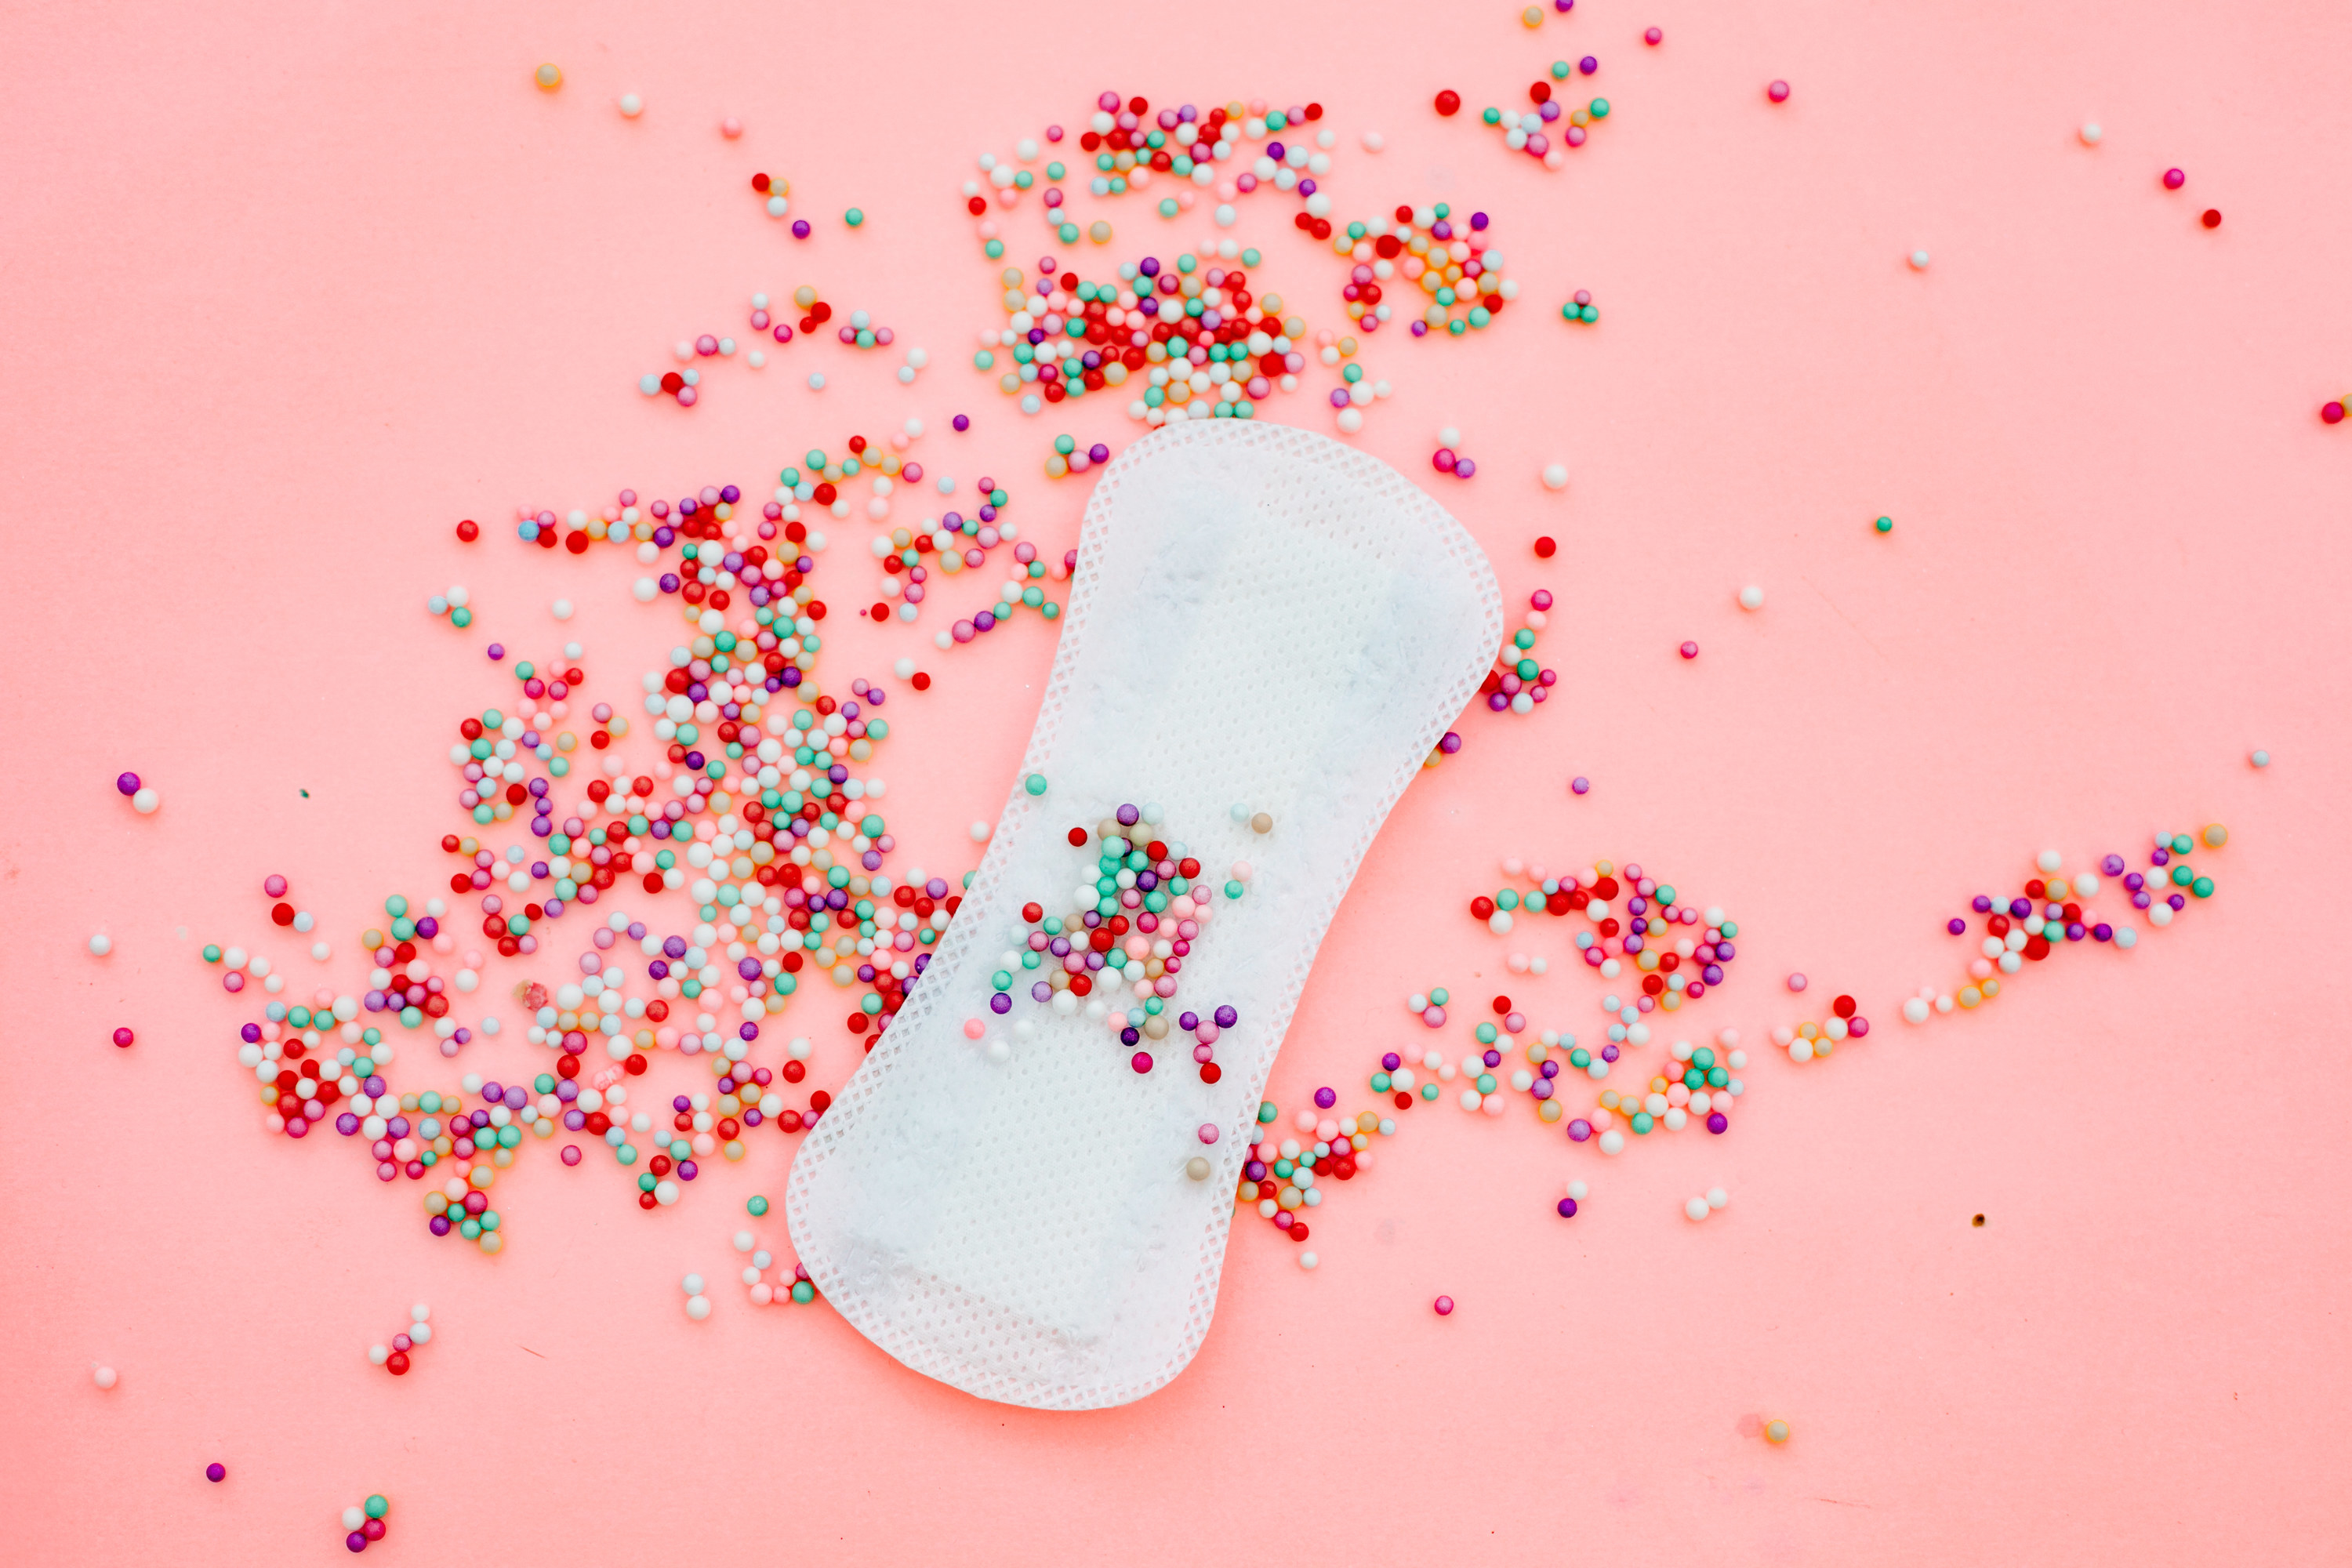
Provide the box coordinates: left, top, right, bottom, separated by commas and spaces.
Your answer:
786, 420, 1501, 1408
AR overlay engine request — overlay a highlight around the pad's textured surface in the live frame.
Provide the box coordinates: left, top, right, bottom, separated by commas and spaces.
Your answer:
787, 421, 1502, 1408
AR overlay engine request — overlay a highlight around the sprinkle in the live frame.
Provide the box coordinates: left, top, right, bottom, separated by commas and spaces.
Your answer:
89, 934, 112, 956
1435, 90, 1461, 116
534, 64, 561, 91
2252, 749, 2270, 766
1766, 1419, 1791, 1443
1767, 80, 1791, 103
844, 208, 865, 227
1739, 585, 1765, 611
115, 771, 141, 797
1433, 1294, 1454, 1315
1874, 514, 1894, 533
721, 117, 742, 139
1909, 249, 1931, 270
618, 93, 644, 118
93, 1366, 118, 1389
114, 1027, 134, 1048
2201, 209, 2222, 229
1298, 1250, 1319, 1269
1570, 776, 1589, 794
206, 1463, 227, 1483
2079, 122, 2102, 144
1679, 641, 1699, 659
2164, 167, 2185, 190
1541, 464, 1569, 490
1787, 972, 1806, 991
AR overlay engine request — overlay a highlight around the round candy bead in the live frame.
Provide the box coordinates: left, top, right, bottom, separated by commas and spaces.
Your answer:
206, 1463, 227, 1483
2201, 209, 2222, 228
1766, 1419, 1791, 1443
114, 771, 140, 796
1433, 1294, 1454, 1315
113, 1027, 134, 1047
535, 64, 562, 90
1739, 584, 1765, 610
1435, 90, 1462, 116
2163, 168, 2185, 189
1767, 80, 1791, 103
1679, 641, 1699, 659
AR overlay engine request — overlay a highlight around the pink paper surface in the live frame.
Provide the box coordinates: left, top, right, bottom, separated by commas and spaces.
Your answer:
4, 0, 2349, 1561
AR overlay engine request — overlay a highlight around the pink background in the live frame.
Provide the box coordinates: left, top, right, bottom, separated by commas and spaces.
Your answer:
5, 0, 2349, 1560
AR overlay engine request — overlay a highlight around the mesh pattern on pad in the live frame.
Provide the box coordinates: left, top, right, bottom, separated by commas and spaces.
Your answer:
786, 421, 1502, 1409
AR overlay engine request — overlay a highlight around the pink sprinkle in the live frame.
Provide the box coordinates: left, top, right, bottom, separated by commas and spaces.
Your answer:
1434, 1295, 1455, 1316
1196, 1122, 1218, 1144
1787, 972, 1809, 993
1767, 80, 1791, 103
1679, 641, 1699, 659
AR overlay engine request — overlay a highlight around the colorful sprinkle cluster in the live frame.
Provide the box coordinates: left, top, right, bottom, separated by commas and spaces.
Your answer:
972, 249, 1312, 426
964, 93, 1332, 251
1474, 859, 1738, 1011
340, 1494, 392, 1554
1235, 1094, 1392, 1257
210, 456, 1002, 1244
1308, 204, 1519, 339
640, 287, 931, 406
989, 803, 1250, 1054
1474, 63, 1611, 167
1426, 589, 1557, 767
1875, 833, 2227, 1034
365, 1304, 432, 1377
738, 1196, 822, 1305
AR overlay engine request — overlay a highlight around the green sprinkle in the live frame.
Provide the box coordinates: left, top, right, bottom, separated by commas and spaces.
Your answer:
1874, 515, 1894, 533
844, 208, 865, 227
